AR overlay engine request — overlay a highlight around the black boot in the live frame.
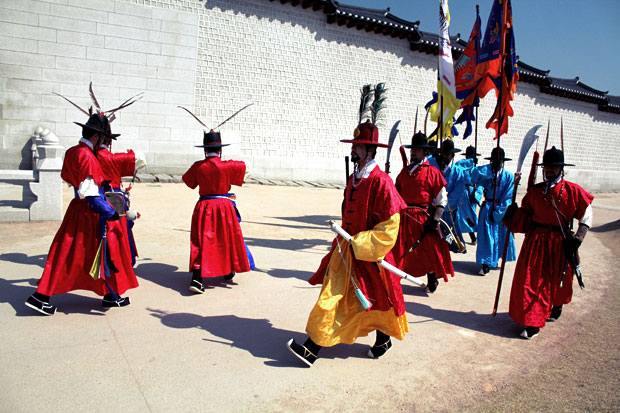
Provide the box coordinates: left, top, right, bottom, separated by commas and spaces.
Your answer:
189, 269, 204, 294
547, 305, 563, 322
287, 337, 320, 367
102, 293, 130, 308
368, 330, 392, 359
469, 232, 477, 245
25, 292, 56, 316
426, 272, 439, 293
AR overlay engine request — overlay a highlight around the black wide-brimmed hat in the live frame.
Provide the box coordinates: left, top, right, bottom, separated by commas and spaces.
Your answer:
461, 145, 481, 157
537, 146, 574, 167
484, 146, 511, 161
74, 113, 120, 139
195, 130, 230, 149
403, 132, 434, 149
441, 139, 462, 155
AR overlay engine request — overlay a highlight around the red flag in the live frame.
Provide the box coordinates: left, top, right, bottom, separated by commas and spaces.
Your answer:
454, 5, 481, 139
455, 5, 481, 107
485, 0, 518, 138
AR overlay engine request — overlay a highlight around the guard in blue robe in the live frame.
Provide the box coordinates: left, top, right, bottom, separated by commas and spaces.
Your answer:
470, 147, 516, 275
456, 146, 483, 245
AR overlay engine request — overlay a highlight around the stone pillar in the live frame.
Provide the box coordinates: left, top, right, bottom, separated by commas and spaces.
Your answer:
29, 128, 64, 221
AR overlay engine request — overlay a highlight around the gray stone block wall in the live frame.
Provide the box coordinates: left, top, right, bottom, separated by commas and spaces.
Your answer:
1, 0, 619, 191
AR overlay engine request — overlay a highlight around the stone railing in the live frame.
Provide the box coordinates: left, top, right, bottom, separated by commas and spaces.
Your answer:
0, 127, 64, 222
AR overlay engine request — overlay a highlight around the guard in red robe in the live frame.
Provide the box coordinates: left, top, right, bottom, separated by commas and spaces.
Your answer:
392, 132, 454, 293
287, 85, 409, 367
98, 140, 147, 266
182, 130, 254, 294
25, 114, 139, 315
504, 147, 593, 339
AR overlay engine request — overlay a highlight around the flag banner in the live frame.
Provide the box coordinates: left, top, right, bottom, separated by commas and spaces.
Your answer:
475, 0, 504, 99
429, 0, 462, 140
455, 6, 481, 106
454, 5, 481, 139
454, 96, 478, 139
486, 0, 518, 138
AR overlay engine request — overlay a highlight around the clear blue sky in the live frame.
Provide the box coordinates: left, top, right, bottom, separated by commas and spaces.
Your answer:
342, 0, 620, 96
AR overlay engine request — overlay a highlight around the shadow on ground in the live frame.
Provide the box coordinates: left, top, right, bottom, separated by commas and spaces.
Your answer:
0, 276, 107, 317
254, 267, 314, 281
134, 262, 195, 296
244, 237, 329, 252
148, 309, 368, 367
405, 300, 519, 339
590, 219, 620, 233
0, 252, 48, 268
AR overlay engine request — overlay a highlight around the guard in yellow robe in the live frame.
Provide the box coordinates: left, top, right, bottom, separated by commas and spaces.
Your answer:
287, 88, 408, 366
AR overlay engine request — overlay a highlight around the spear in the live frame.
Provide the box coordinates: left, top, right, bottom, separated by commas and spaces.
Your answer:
492, 124, 542, 316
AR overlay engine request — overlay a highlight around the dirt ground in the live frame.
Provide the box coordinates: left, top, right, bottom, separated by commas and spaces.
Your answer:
0, 183, 618, 412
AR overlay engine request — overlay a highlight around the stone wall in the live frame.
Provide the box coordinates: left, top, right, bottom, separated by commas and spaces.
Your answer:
1, 0, 619, 191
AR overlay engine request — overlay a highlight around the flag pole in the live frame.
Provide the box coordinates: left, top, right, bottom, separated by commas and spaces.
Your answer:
491, 0, 509, 212
491, 0, 511, 316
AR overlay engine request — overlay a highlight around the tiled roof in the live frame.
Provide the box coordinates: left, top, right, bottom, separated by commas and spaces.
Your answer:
270, 0, 618, 114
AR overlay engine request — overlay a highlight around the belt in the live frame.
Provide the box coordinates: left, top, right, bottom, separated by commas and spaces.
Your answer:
407, 204, 429, 210
199, 192, 236, 201
531, 221, 563, 232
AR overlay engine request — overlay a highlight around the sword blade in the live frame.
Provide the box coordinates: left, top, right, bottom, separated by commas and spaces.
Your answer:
517, 125, 543, 173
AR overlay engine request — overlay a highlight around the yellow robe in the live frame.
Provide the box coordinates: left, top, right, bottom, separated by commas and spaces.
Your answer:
306, 213, 409, 347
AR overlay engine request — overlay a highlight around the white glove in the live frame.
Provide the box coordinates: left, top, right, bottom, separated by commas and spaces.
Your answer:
134, 151, 147, 171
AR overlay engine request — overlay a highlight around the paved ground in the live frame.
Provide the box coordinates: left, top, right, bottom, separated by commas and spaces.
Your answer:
1, 183, 618, 412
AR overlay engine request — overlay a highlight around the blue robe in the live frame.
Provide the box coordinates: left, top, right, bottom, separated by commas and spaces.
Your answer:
455, 158, 484, 234
470, 164, 516, 267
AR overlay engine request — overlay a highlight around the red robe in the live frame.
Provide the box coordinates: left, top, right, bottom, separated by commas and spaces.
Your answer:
37, 142, 139, 296
506, 180, 594, 328
393, 161, 455, 281
97, 148, 139, 261
308, 167, 407, 316
182, 156, 251, 277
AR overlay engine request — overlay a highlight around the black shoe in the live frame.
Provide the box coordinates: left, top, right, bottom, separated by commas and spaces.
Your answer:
469, 233, 477, 245
478, 264, 490, 276
223, 272, 235, 281
25, 295, 56, 316
368, 338, 392, 359
102, 296, 130, 308
547, 305, 563, 322
520, 326, 540, 340
189, 279, 205, 294
286, 339, 317, 367
426, 273, 439, 293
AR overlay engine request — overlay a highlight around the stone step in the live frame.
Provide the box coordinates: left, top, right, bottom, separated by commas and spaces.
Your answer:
0, 205, 30, 222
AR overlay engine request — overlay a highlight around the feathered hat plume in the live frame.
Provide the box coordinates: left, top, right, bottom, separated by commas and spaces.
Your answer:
358, 84, 373, 124
370, 82, 387, 127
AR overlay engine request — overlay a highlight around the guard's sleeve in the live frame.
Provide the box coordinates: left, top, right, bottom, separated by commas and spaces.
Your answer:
182, 163, 198, 189
227, 160, 246, 187
434, 187, 448, 207
112, 150, 137, 177
504, 189, 533, 234
77, 177, 100, 199
579, 204, 593, 228
350, 213, 400, 262
86, 194, 117, 219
